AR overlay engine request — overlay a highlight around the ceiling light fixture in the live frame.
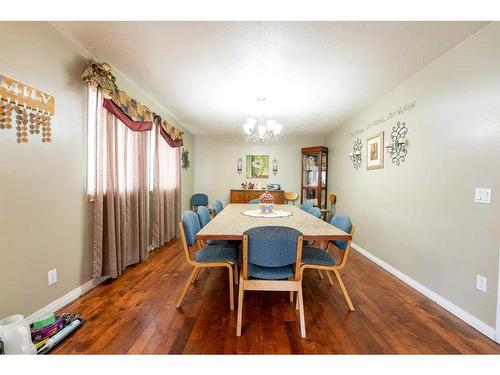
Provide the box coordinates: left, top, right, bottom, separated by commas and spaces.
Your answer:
243, 98, 282, 143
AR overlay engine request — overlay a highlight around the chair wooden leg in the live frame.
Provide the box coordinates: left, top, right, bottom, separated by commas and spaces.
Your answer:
234, 262, 239, 285
191, 267, 201, 283
333, 269, 354, 311
298, 284, 306, 338
227, 265, 234, 310
236, 274, 244, 336
325, 270, 334, 286
317, 269, 324, 280
176, 267, 198, 308
290, 291, 294, 303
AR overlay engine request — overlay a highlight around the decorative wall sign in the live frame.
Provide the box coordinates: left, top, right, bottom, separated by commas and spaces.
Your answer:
246, 155, 269, 178
0, 75, 54, 144
350, 101, 416, 138
366, 132, 384, 170
0, 75, 55, 115
181, 148, 190, 170
385, 121, 408, 165
349, 138, 362, 170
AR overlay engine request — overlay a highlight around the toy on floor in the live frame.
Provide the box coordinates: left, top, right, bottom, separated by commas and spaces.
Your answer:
31, 313, 84, 354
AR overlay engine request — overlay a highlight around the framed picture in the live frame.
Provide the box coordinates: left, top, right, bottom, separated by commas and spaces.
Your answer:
366, 132, 384, 170
246, 155, 269, 178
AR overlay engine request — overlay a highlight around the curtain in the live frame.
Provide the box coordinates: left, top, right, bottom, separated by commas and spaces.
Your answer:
93, 89, 149, 278
151, 117, 181, 248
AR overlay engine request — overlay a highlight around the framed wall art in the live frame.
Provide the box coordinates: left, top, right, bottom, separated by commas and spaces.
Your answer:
366, 132, 384, 170
246, 155, 269, 178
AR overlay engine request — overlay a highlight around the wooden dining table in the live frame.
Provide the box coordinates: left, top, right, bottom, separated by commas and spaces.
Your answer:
197, 204, 351, 241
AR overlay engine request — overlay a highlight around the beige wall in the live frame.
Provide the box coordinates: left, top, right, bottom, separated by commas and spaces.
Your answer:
0, 22, 93, 318
193, 135, 324, 207
0, 22, 194, 319
327, 22, 500, 327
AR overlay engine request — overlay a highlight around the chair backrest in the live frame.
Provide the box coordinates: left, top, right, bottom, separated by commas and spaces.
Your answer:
244, 226, 302, 268
328, 194, 337, 205
330, 214, 353, 250
191, 193, 208, 208
196, 206, 211, 228
308, 206, 321, 218
299, 201, 313, 212
181, 211, 201, 246
284, 192, 298, 201
248, 198, 260, 204
213, 200, 224, 215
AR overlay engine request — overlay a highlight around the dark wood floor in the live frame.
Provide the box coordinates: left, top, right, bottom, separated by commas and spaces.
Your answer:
52, 239, 500, 354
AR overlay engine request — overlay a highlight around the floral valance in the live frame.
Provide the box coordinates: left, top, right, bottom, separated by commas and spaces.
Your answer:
103, 89, 153, 131
159, 117, 184, 147
82, 60, 184, 146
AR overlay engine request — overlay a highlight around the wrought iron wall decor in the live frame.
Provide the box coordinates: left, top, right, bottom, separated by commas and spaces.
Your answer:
272, 158, 279, 175
384, 121, 408, 165
349, 138, 362, 170
237, 157, 243, 174
0, 74, 54, 144
181, 148, 190, 170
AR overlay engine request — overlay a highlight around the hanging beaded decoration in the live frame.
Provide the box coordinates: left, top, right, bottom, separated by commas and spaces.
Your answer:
0, 100, 53, 144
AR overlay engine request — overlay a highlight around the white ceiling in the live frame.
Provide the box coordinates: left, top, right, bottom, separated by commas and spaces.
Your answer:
54, 21, 487, 135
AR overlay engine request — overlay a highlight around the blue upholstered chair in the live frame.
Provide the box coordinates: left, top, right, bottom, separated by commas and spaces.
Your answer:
248, 198, 260, 204
191, 193, 208, 212
299, 201, 313, 212
197, 206, 241, 247
237, 226, 306, 338
300, 214, 355, 311
176, 211, 239, 310
307, 206, 321, 218
213, 200, 224, 216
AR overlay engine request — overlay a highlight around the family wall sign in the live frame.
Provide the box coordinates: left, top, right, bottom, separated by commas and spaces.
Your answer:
0, 74, 54, 143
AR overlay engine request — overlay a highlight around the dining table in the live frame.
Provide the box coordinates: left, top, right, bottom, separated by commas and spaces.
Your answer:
196, 204, 351, 241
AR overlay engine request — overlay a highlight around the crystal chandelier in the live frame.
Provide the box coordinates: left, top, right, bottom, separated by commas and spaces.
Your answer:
243, 98, 282, 142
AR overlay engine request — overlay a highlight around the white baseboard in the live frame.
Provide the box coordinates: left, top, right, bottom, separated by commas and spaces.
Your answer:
26, 277, 107, 324
351, 242, 497, 342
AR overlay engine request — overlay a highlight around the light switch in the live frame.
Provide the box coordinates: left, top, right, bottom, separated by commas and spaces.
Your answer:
475, 188, 492, 204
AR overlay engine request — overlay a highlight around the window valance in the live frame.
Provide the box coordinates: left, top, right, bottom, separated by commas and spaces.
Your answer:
82, 60, 183, 145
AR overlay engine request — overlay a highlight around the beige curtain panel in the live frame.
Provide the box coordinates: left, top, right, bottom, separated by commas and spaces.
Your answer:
151, 118, 181, 249
92, 89, 149, 278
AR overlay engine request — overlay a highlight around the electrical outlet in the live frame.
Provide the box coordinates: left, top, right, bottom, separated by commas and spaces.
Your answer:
476, 274, 487, 293
475, 188, 492, 204
48, 268, 57, 285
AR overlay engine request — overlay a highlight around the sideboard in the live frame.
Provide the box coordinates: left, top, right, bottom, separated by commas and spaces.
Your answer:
230, 189, 285, 204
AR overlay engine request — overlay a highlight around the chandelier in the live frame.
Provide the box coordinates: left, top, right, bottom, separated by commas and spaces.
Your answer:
243, 98, 282, 143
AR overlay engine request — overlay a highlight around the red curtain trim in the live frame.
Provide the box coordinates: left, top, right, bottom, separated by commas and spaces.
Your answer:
103, 99, 152, 132
160, 125, 183, 147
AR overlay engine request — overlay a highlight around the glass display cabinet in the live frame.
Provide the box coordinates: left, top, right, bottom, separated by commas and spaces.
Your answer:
301, 146, 328, 208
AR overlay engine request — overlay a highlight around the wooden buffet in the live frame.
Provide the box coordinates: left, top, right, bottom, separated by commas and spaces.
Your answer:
230, 189, 285, 204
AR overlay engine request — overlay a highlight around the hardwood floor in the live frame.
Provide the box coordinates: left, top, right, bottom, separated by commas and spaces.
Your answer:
51, 239, 500, 354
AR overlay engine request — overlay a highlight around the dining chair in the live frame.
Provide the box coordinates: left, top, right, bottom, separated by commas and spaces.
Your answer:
196, 206, 241, 248
299, 201, 313, 212
307, 206, 321, 218
284, 192, 298, 205
299, 214, 355, 311
176, 211, 238, 310
248, 198, 260, 204
328, 194, 337, 221
191, 193, 208, 212
237, 226, 306, 337
213, 200, 224, 216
